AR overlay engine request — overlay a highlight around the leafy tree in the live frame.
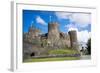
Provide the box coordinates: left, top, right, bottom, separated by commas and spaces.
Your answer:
87, 38, 91, 55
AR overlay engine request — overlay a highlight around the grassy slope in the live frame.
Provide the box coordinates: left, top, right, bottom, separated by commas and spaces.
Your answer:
48, 49, 80, 55
23, 48, 80, 63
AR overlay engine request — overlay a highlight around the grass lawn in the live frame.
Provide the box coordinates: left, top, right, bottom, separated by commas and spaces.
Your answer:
23, 57, 80, 63
23, 49, 81, 63
48, 49, 80, 55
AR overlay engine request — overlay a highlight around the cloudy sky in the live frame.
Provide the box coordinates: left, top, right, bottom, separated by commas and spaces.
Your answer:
23, 10, 91, 43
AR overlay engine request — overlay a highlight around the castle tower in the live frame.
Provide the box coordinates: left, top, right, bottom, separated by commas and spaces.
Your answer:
29, 24, 34, 33
28, 24, 40, 39
68, 30, 79, 50
48, 22, 60, 46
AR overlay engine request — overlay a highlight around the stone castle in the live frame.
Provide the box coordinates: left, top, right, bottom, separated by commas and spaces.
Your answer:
23, 22, 79, 59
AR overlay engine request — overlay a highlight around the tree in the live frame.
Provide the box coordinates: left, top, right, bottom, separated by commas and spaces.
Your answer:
87, 38, 91, 55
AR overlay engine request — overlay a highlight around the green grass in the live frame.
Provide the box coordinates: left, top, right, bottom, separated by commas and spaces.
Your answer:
48, 49, 80, 55
23, 57, 80, 63
23, 48, 80, 63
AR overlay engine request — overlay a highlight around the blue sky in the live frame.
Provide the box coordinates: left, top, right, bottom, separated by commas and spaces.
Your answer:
23, 10, 91, 33
23, 10, 91, 43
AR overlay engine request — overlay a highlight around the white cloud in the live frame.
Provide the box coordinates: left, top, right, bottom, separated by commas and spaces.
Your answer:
77, 30, 90, 43
36, 16, 47, 25
67, 26, 78, 32
65, 23, 77, 31
89, 32, 91, 38
55, 12, 72, 19
65, 23, 74, 28
55, 12, 91, 28
71, 13, 91, 27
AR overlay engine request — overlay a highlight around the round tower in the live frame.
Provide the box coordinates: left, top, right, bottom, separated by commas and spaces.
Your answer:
48, 22, 59, 32
68, 30, 79, 50
48, 22, 60, 46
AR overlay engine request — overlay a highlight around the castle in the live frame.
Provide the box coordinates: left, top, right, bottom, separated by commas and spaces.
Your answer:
23, 22, 79, 59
